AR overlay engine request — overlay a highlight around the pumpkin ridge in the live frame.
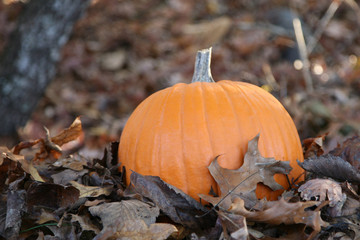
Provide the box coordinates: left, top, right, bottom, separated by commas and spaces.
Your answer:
135, 90, 167, 176
198, 82, 215, 158
216, 81, 243, 164
229, 81, 263, 140
248, 85, 278, 157
178, 84, 189, 194
159, 84, 188, 191
194, 82, 217, 197
127, 94, 155, 176
156, 88, 174, 179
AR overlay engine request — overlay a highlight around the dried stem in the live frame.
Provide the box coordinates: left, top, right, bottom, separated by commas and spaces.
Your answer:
293, 17, 313, 93
192, 47, 215, 83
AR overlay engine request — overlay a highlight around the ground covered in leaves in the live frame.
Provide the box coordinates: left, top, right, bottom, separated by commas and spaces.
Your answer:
1, 118, 360, 239
1, 0, 360, 239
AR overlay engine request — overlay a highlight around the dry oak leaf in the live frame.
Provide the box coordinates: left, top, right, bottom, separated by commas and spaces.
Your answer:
199, 135, 292, 209
51, 116, 83, 147
13, 116, 83, 162
0, 146, 44, 182
89, 200, 177, 240
89, 200, 160, 227
93, 219, 177, 240
228, 197, 328, 232
298, 179, 345, 207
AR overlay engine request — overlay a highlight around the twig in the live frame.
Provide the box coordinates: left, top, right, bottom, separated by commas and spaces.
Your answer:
293, 17, 313, 93
307, 0, 344, 54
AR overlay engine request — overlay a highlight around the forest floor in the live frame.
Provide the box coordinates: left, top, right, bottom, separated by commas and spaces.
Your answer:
1, 0, 360, 239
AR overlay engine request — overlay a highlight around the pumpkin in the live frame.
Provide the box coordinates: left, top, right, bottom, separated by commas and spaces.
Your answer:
119, 48, 304, 201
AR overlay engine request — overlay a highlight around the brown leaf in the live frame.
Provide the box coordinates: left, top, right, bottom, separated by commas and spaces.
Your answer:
302, 134, 327, 158
199, 135, 292, 209
70, 181, 112, 198
51, 169, 88, 185
299, 154, 360, 183
89, 199, 159, 227
89, 200, 176, 240
93, 219, 177, 240
36, 209, 59, 224
228, 197, 328, 232
27, 182, 79, 213
128, 171, 217, 229
298, 179, 345, 207
51, 116, 83, 147
330, 135, 360, 170
0, 146, 44, 182
70, 213, 100, 234
52, 155, 88, 171
218, 211, 248, 240
12, 117, 83, 162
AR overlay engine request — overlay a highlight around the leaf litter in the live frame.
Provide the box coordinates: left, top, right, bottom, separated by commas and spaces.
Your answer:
1, 117, 359, 239
1, 0, 360, 239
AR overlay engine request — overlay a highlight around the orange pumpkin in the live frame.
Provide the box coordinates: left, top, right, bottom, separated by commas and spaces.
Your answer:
119, 48, 304, 201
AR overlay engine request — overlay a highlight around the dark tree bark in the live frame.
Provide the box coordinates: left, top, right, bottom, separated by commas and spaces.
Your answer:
0, 0, 91, 137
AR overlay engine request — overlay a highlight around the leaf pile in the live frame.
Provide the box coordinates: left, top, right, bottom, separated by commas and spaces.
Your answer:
0, 118, 215, 240
1, 118, 360, 239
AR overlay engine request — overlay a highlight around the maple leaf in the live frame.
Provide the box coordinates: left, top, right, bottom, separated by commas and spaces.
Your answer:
199, 134, 292, 209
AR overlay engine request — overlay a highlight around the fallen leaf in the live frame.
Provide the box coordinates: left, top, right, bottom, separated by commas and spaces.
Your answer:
330, 135, 360, 170
128, 172, 217, 229
89, 199, 160, 227
0, 146, 44, 182
302, 134, 327, 158
218, 211, 248, 240
299, 154, 360, 183
70, 181, 112, 198
84, 199, 105, 207
51, 116, 83, 147
12, 117, 83, 162
27, 182, 79, 213
228, 197, 328, 232
36, 209, 59, 224
52, 155, 88, 171
93, 219, 177, 240
46, 223, 77, 240
200, 135, 292, 209
298, 179, 345, 207
89, 199, 176, 240
51, 169, 88, 185
70, 213, 100, 234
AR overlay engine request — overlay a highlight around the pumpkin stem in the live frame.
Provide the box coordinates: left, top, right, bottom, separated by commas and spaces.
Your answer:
191, 47, 215, 83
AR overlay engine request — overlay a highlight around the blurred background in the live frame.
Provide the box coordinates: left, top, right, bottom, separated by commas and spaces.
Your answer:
1, 0, 360, 157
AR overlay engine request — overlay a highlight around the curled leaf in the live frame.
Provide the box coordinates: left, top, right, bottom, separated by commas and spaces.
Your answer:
298, 179, 345, 207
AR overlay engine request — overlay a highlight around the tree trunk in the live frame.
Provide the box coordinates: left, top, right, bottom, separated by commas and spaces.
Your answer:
0, 0, 91, 138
